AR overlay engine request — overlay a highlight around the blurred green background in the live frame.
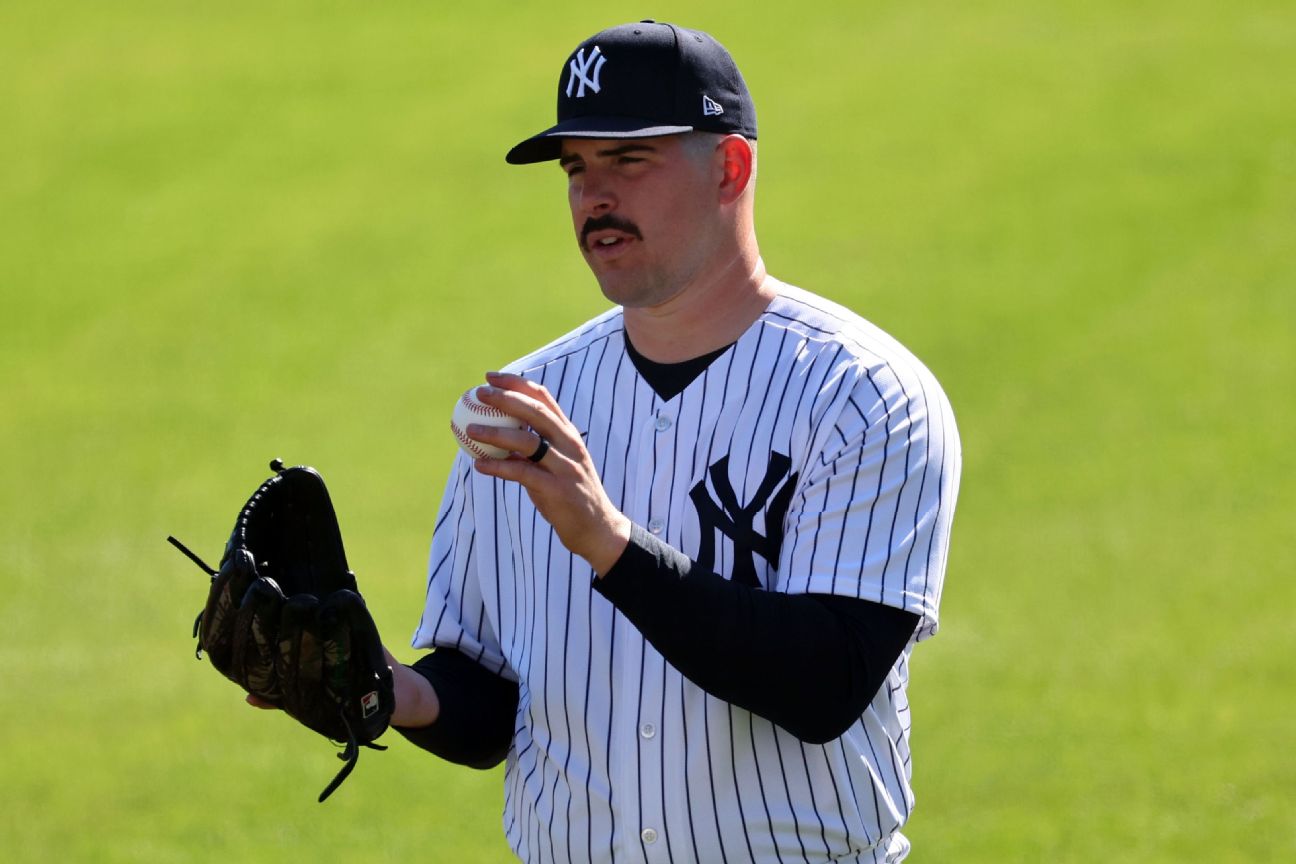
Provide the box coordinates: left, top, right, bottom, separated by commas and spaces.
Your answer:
2, 1, 1292, 861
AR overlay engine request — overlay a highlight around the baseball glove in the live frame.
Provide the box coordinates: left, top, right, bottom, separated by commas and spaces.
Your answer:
168, 459, 395, 802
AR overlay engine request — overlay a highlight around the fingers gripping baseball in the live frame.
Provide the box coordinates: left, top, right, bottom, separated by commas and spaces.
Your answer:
469, 373, 631, 574
471, 374, 582, 453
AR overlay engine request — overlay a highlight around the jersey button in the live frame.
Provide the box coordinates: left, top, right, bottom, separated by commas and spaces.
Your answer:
640, 722, 656, 739
641, 828, 658, 844
654, 413, 672, 432
647, 519, 664, 535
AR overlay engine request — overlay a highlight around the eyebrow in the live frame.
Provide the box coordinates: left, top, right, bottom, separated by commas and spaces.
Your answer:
559, 143, 658, 167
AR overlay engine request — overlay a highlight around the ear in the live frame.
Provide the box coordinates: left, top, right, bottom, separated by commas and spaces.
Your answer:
716, 135, 754, 204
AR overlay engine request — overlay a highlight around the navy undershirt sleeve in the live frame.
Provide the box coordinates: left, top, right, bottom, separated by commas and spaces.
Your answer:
396, 527, 919, 762
393, 649, 518, 769
594, 524, 920, 743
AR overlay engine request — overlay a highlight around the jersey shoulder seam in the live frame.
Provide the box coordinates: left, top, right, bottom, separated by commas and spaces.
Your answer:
504, 307, 625, 374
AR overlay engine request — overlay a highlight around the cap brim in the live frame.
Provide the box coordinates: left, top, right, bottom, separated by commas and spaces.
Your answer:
506, 116, 695, 164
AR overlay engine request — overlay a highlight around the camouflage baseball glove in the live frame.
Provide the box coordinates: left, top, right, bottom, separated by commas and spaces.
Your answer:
169, 459, 394, 801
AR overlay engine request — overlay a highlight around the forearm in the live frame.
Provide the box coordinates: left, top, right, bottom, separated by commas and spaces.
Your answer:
594, 524, 919, 743
391, 648, 519, 769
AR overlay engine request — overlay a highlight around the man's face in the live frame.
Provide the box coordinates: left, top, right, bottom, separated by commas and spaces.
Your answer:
559, 134, 721, 309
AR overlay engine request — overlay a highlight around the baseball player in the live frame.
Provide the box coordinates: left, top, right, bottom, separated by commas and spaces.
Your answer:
381, 20, 959, 863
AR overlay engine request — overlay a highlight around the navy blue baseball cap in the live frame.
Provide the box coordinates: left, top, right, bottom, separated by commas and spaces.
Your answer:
506, 21, 757, 164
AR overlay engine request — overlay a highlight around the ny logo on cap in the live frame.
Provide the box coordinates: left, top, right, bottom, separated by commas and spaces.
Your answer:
566, 46, 607, 98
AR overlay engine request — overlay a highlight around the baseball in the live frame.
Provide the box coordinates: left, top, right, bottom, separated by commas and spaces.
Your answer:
450, 388, 526, 460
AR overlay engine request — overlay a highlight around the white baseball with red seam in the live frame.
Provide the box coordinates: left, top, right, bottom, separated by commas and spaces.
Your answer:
450, 388, 526, 459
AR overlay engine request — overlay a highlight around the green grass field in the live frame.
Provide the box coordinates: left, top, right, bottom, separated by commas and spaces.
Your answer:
2, 1, 1292, 861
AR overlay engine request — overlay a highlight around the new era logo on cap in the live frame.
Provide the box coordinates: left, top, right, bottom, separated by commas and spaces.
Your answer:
702, 94, 724, 116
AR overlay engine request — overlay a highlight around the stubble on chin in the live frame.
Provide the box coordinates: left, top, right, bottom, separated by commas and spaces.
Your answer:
591, 264, 681, 310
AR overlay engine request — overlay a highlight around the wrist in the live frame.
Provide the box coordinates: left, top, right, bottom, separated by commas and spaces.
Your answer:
390, 659, 441, 728
586, 513, 633, 578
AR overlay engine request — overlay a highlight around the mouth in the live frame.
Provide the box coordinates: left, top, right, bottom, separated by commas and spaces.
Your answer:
580, 215, 643, 262
584, 230, 638, 261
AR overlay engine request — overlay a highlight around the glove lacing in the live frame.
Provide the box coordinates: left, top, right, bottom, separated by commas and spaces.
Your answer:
167, 535, 216, 657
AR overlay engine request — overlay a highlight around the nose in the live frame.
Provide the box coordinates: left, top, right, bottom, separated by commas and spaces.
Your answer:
573, 168, 616, 216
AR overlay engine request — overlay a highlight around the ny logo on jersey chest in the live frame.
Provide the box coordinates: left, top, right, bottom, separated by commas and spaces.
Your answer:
690, 452, 798, 588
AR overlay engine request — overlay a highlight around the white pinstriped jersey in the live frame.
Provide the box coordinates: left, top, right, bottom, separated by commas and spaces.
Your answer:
413, 278, 960, 863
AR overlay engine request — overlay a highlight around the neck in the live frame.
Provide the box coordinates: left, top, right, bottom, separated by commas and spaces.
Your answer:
623, 242, 772, 364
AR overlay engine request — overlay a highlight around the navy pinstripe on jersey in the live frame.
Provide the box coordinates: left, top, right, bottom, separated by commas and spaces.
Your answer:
414, 278, 960, 863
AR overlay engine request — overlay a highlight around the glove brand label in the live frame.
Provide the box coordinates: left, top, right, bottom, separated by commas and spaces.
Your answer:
361, 690, 380, 718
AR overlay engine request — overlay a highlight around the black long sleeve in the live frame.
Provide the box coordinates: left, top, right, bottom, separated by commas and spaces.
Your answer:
393, 649, 518, 769
395, 525, 919, 762
594, 524, 919, 743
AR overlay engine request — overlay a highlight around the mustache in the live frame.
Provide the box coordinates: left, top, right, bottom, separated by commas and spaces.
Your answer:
580, 214, 643, 248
